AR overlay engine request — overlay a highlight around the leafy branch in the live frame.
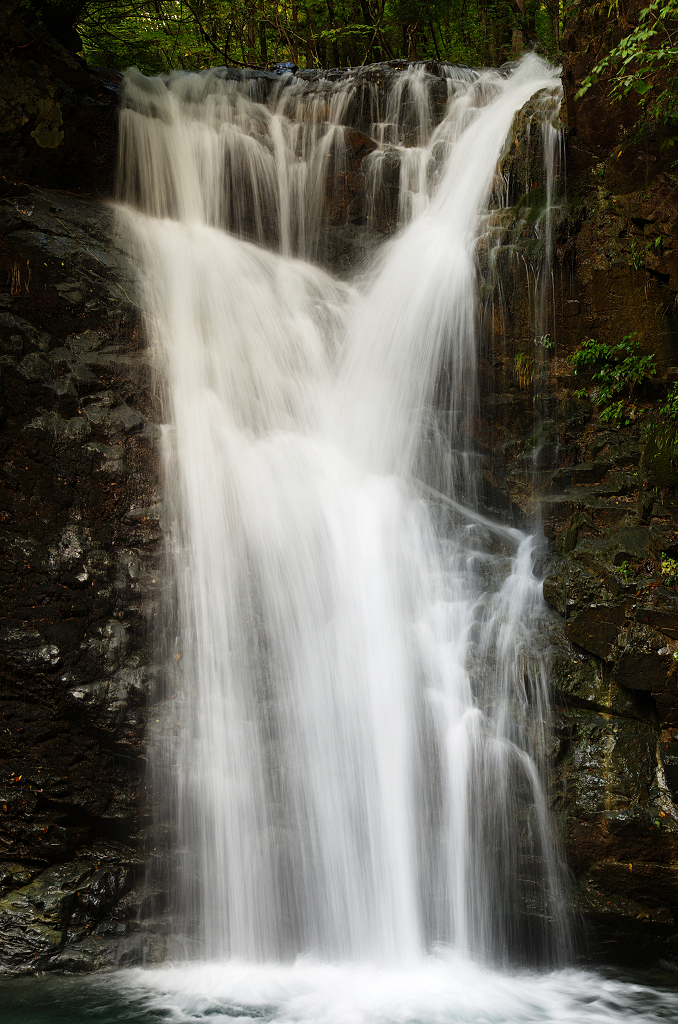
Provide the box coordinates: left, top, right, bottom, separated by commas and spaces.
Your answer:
568, 334, 657, 424
576, 0, 678, 151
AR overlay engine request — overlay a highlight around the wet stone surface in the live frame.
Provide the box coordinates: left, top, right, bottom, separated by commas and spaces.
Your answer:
0, 181, 165, 971
475, 110, 678, 959
538, 368, 678, 963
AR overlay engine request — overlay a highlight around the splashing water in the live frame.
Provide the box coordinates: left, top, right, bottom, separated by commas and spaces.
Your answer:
6, 958, 678, 1024
118, 54, 568, 969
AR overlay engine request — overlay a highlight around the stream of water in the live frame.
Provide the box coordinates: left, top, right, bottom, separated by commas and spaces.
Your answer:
119, 52, 567, 968
7, 55, 678, 1024
4, 960, 678, 1023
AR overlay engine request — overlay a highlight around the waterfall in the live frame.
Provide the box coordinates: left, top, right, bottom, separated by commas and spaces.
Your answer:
118, 54, 567, 968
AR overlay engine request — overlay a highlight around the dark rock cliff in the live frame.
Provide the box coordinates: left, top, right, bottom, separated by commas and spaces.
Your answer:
0, 5, 171, 972
0, 1, 119, 196
548, 3, 678, 965
477, 2, 678, 964
0, 181, 165, 971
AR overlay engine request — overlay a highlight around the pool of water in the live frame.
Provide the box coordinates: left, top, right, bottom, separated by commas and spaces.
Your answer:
4, 957, 678, 1024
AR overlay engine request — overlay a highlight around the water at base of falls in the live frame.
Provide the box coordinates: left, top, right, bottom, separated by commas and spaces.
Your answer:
5, 963, 678, 1024
119, 54, 568, 969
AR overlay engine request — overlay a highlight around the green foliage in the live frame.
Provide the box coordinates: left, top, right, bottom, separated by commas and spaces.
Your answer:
617, 559, 633, 581
77, 0, 267, 74
20, 0, 566, 74
568, 334, 657, 425
629, 239, 645, 270
598, 398, 626, 423
658, 380, 678, 421
534, 333, 555, 349
661, 552, 678, 584
647, 381, 678, 462
514, 351, 535, 389
576, 0, 678, 154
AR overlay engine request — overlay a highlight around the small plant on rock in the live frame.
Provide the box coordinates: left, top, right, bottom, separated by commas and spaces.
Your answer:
629, 240, 645, 270
568, 334, 657, 425
661, 553, 678, 585
514, 351, 534, 389
618, 560, 633, 582
647, 381, 678, 462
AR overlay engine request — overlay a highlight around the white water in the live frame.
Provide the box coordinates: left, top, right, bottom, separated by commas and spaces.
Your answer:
110, 960, 678, 1024
119, 55, 567, 970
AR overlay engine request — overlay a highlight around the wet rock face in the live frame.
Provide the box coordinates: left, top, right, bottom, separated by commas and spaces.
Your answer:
0, 181, 163, 971
471, 6, 678, 957
482, 300, 678, 961
534, 180, 678, 960
543, 503, 678, 963
524, 265, 678, 960
0, 2, 119, 195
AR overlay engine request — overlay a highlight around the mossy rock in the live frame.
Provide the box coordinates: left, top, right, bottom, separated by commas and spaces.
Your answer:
643, 436, 678, 491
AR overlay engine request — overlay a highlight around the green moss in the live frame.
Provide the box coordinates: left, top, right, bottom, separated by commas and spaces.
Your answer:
643, 436, 678, 489
30, 101, 64, 149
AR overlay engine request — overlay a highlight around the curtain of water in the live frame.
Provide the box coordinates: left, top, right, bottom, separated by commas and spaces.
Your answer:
118, 55, 567, 967
477, 91, 564, 503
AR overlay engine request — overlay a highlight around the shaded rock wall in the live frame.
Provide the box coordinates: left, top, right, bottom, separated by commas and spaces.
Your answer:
0, 182, 164, 970
544, 7, 678, 964
473, 3, 678, 963
0, 1, 119, 196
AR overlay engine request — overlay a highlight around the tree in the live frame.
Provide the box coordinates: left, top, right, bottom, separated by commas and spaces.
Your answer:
18, 0, 565, 73
576, 0, 678, 154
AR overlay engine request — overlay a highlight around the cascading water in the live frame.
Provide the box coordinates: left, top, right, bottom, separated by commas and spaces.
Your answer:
476, 88, 564, 498
118, 54, 569, 972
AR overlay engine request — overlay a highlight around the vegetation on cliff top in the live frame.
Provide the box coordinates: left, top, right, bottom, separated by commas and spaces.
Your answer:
19, 0, 564, 73
576, 0, 678, 155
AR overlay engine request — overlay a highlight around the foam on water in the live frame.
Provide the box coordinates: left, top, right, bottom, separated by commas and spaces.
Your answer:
108, 959, 678, 1024
4, 961, 678, 1024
